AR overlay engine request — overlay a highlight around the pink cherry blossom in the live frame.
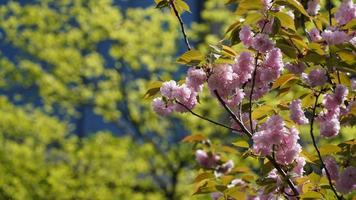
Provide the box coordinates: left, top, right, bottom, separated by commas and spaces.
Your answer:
186, 67, 206, 92
323, 156, 339, 181
319, 116, 340, 137
290, 99, 309, 125
195, 150, 220, 169
335, 0, 356, 25
239, 25, 254, 47
336, 166, 356, 194
308, 28, 322, 42
225, 89, 245, 108
351, 78, 356, 91
321, 30, 350, 45
160, 80, 178, 99
293, 156, 306, 176
307, 0, 320, 16
260, 48, 283, 82
334, 84, 349, 104
152, 97, 174, 116
301, 69, 327, 87
232, 51, 254, 85
286, 62, 306, 74
252, 34, 274, 53
208, 64, 237, 97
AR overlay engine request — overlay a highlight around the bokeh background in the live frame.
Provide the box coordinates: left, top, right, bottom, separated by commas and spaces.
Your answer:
0, 0, 354, 199
0, 0, 235, 199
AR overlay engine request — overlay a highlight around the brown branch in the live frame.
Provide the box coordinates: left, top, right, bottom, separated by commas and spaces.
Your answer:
169, 0, 191, 51
175, 101, 240, 132
309, 92, 342, 200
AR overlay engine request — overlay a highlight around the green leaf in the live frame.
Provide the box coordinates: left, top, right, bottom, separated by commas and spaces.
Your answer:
194, 172, 215, 183
155, 0, 169, 9
300, 191, 323, 199
276, 40, 298, 58
275, 0, 309, 17
143, 81, 162, 99
301, 150, 318, 163
343, 18, 356, 29
337, 51, 356, 65
308, 42, 325, 55
182, 134, 207, 143
272, 74, 298, 89
177, 50, 204, 65
319, 144, 341, 156
226, 189, 246, 200
232, 140, 249, 148
252, 105, 274, 120
272, 12, 296, 31
235, 0, 263, 15
174, 0, 191, 14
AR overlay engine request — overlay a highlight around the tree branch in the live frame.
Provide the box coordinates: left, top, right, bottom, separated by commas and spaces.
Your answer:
175, 101, 241, 132
169, 0, 192, 50
309, 92, 342, 200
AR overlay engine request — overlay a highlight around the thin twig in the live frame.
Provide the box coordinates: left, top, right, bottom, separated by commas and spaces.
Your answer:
169, 0, 191, 50
175, 101, 240, 132
309, 92, 342, 200
249, 52, 260, 133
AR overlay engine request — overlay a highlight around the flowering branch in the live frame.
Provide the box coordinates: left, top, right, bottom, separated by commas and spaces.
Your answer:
214, 90, 300, 197
169, 0, 191, 51
309, 92, 342, 200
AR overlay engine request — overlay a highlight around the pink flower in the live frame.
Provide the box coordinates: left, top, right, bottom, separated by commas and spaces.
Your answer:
252, 115, 301, 164
252, 34, 274, 53
307, 0, 320, 16
301, 69, 327, 87
352, 78, 356, 91
319, 116, 340, 137
334, 84, 348, 104
321, 30, 350, 45
232, 51, 254, 85
286, 62, 306, 74
239, 26, 254, 47
186, 67, 206, 92
225, 89, 245, 108
208, 64, 238, 97
335, 0, 356, 25
323, 156, 339, 181
260, 48, 283, 82
152, 97, 174, 116
257, 18, 274, 34
293, 156, 306, 176
290, 99, 309, 125
308, 28, 322, 42
160, 80, 178, 99
174, 90, 198, 112
336, 167, 356, 194
215, 160, 234, 176
195, 150, 220, 169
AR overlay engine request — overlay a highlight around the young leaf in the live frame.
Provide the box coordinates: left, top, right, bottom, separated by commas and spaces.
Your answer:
143, 81, 162, 99
272, 74, 298, 89
275, 0, 309, 17
177, 50, 204, 66
273, 12, 296, 31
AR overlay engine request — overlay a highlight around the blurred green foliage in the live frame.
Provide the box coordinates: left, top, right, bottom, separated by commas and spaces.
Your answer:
0, 0, 236, 199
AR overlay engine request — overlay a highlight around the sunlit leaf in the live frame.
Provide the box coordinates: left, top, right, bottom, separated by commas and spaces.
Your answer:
177, 50, 204, 65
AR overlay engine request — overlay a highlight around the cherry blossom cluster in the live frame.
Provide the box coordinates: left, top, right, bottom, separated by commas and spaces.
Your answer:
317, 84, 349, 137
195, 150, 234, 177
152, 67, 206, 115
307, 0, 355, 45
252, 115, 302, 165
324, 156, 356, 194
